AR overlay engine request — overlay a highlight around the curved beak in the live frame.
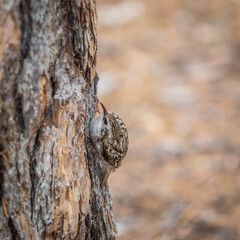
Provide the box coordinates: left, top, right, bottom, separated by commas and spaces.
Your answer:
100, 102, 108, 115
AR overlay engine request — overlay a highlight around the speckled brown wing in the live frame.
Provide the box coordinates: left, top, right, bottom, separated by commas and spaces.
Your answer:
101, 112, 128, 168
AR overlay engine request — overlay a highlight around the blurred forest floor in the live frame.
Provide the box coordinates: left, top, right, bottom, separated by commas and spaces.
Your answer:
97, 0, 240, 239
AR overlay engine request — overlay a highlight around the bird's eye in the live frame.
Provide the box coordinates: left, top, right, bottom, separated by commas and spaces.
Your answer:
104, 118, 108, 125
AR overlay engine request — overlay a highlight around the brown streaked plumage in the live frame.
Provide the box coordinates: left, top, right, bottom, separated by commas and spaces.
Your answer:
90, 102, 129, 186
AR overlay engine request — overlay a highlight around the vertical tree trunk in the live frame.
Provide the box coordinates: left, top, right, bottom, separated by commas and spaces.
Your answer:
0, 0, 116, 239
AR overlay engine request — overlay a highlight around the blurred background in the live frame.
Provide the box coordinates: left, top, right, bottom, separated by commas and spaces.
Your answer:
96, 0, 240, 239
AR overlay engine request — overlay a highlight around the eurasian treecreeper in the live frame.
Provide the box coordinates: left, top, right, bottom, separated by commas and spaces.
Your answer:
90, 102, 129, 186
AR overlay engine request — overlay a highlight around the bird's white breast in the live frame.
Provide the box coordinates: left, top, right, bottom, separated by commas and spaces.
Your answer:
90, 113, 104, 154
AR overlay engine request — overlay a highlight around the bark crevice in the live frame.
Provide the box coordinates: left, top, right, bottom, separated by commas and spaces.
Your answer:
8, 218, 20, 240
19, 0, 32, 65
29, 127, 41, 221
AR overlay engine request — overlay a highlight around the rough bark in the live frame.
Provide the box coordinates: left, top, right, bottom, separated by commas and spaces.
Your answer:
0, 0, 116, 239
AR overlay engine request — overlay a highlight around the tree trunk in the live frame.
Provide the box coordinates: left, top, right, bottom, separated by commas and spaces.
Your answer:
0, 0, 117, 239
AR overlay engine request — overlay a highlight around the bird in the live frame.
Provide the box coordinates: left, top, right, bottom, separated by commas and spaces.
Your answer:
90, 102, 129, 186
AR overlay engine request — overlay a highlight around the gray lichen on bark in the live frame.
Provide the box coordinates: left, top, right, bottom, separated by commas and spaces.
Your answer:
0, 0, 117, 239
